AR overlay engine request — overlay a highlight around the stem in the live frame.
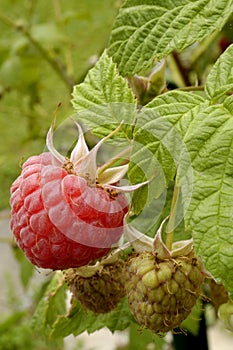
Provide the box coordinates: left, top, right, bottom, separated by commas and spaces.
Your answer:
175, 85, 205, 92
172, 51, 191, 86
52, 0, 62, 21
166, 182, 179, 250
0, 13, 74, 91
27, 0, 38, 28
189, 30, 219, 67
0, 12, 15, 27
24, 30, 74, 91
97, 145, 132, 176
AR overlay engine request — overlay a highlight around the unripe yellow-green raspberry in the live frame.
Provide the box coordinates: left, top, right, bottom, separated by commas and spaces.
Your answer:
65, 260, 126, 314
125, 252, 204, 333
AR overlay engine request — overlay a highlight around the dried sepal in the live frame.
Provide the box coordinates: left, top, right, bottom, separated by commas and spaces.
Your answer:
123, 219, 154, 253
171, 239, 194, 258
70, 122, 89, 163
153, 217, 171, 259
46, 117, 66, 164
104, 179, 150, 193
98, 164, 128, 185
124, 215, 196, 259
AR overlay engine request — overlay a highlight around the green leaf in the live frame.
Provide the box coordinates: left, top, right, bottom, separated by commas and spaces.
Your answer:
71, 50, 136, 138
184, 104, 233, 296
108, 0, 233, 75
181, 299, 203, 335
128, 322, 165, 350
223, 94, 233, 114
132, 90, 233, 295
129, 91, 205, 215
0, 311, 26, 333
51, 297, 133, 338
31, 272, 66, 335
205, 44, 233, 100
145, 90, 206, 135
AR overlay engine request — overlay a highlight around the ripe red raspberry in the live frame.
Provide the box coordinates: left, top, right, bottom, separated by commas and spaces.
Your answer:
10, 122, 143, 270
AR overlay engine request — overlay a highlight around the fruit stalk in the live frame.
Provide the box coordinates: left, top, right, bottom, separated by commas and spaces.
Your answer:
166, 182, 179, 250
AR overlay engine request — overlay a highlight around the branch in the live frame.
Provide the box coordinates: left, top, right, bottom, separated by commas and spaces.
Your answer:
0, 13, 75, 91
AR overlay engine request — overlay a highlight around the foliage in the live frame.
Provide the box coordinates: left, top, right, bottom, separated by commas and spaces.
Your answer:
0, 0, 117, 209
0, 249, 64, 350
108, 0, 233, 75
1, 0, 233, 349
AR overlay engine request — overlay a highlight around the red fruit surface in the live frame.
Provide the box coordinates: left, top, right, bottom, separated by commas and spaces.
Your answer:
10, 152, 128, 270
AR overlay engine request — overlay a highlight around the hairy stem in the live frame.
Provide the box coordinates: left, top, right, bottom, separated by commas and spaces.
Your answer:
24, 30, 74, 91
175, 85, 204, 92
166, 182, 180, 250
52, 0, 62, 21
0, 13, 74, 91
172, 51, 191, 86
97, 145, 132, 176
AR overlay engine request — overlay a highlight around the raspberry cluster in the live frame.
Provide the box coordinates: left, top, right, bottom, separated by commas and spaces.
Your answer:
10, 119, 215, 334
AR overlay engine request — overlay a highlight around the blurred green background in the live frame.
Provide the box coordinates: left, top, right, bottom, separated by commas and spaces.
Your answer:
1, 2, 233, 349
0, 2, 121, 349
0, 0, 119, 209
1, 1, 232, 210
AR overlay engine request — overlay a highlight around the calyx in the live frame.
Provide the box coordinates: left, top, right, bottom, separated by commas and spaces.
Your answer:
124, 216, 195, 259
47, 119, 148, 192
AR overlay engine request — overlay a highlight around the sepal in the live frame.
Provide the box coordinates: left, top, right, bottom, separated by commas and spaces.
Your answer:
123, 217, 154, 253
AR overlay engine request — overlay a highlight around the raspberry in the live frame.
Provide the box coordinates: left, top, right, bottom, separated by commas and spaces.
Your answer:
10, 122, 146, 270
10, 152, 129, 269
65, 260, 126, 313
125, 251, 204, 333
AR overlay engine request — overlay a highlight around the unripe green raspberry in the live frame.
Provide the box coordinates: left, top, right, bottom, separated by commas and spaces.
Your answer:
65, 260, 126, 314
125, 252, 204, 333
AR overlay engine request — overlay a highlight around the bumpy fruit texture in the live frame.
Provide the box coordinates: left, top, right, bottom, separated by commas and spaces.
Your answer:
65, 261, 126, 313
10, 152, 128, 270
125, 252, 204, 333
